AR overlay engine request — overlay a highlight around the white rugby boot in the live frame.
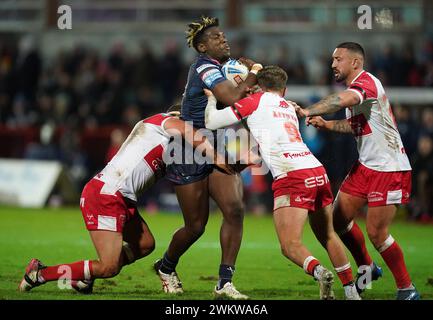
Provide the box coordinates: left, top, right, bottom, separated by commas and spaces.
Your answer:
214, 282, 249, 300
314, 266, 336, 300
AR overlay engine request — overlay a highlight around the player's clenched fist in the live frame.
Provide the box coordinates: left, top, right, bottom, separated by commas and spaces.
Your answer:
306, 116, 328, 130
238, 57, 257, 69
295, 105, 309, 118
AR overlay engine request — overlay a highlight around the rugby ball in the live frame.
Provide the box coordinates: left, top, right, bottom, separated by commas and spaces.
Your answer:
222, 59, 249, 87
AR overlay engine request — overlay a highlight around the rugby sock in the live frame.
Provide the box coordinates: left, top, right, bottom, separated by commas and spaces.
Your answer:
303, 256, 320, 276
339, 221, 373, 267
160, 252, 178, 274
39, 260, 93, 282
377, 235, 412, 289
335, 263, 354, 286
217, 264, 235, 289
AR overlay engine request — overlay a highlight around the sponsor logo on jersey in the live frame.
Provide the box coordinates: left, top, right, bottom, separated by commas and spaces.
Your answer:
279, 100, 290, 108
86, 214, 95, 225
201, 68, 220, 80
304, 174, 329, 188
367, 191, 384, 202
144, 144, 164, 173
196, 63, 217, 74
202, 69, 223, 87
283, 151, 312, 159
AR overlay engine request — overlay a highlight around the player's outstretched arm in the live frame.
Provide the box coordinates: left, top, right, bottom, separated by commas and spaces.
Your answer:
296, 90, 360, 118
307, 116, 353, 134
164, 117, 235, 174
204, 89, 240, 130
212, 58, 262, 106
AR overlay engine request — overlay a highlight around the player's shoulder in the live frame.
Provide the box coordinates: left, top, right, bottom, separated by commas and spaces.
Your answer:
238, 92, 265, 105
350, 70, 379, 99
351, 70, 378, 88
142, 113, 172, 126
195, 54, 221, 73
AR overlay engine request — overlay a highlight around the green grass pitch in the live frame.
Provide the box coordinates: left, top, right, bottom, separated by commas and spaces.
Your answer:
0, 206, 432, 300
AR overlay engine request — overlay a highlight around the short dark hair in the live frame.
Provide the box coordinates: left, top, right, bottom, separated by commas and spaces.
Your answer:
257, 66, 288, 91
186, 16, 219, 51
336, 42, 365, 58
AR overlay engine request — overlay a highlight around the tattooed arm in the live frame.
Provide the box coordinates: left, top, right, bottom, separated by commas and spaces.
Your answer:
306, 116, 353, 134
296, 90, 360, 118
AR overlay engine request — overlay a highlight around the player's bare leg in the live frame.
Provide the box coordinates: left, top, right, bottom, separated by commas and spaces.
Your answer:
273, 206, 335, 300
333, 191, 383, 293
209, 170, 248, 299
366, 205, 419, 299
309, 204, 360, 300
122, 214, 155, 264
155, 178, 209, 294
166, 179, 210, 259
19, 211, 156, 293
72, 214, 155, 293
333, 191, 364, 234
88, 230, 123, 278
19, 230, 124, 292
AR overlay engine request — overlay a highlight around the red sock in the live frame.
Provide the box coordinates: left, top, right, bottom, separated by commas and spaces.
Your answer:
339, 222, 373, 267
39, 260, 93, 282
378, 236, 412, 289
303, 256, 320, 276
335, 263, 354, 286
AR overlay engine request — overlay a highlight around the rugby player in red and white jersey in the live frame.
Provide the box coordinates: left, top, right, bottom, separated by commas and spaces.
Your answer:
18, 108, 233, 294
203, 65, 361, 300
296, 42, 420, 300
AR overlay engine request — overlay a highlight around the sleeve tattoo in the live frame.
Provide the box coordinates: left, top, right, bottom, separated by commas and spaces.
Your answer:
328, 120, 353, 134
307, 93, 342, 116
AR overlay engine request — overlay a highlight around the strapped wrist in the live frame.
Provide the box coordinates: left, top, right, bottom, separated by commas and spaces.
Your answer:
250, 63, 263, 75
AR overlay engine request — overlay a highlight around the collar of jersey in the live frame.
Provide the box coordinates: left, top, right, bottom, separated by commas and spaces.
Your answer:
351, 69, 366, 84
199, 53, 221, 66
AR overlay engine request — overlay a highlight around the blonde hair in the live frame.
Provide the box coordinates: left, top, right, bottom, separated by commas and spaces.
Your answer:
186, 16, 219, 50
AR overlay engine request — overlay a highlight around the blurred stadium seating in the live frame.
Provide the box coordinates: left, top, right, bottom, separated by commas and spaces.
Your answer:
0, 0, 432, 220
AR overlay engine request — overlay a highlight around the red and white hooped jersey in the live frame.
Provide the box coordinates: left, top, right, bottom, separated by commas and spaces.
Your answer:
95, 113, 172, 202
346, 70, 411, 172
231, 92, 322, 179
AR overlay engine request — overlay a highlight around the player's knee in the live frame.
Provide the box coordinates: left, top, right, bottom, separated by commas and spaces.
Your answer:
366, 225, 387, 247
222, 202, 245, 224
137, 236, 155, 258
281, 239, 302, 259
315, 231, 333, 247
186, 221, 206, 238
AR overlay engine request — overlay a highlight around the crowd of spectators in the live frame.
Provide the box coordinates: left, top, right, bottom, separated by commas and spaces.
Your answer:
0, 36, 432, 220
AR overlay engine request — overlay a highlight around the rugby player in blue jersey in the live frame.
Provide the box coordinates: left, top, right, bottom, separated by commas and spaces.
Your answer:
154, 16, 262, 299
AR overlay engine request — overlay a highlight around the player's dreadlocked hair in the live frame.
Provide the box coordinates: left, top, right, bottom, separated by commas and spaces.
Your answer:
186, 16, 219, 51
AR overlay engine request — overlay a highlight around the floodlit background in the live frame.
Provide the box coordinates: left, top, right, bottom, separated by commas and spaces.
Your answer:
0, 0, 432, 219
1, 0, 433, 301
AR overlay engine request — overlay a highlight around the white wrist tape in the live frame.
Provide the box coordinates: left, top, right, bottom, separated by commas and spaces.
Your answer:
250, 63, 263, 75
